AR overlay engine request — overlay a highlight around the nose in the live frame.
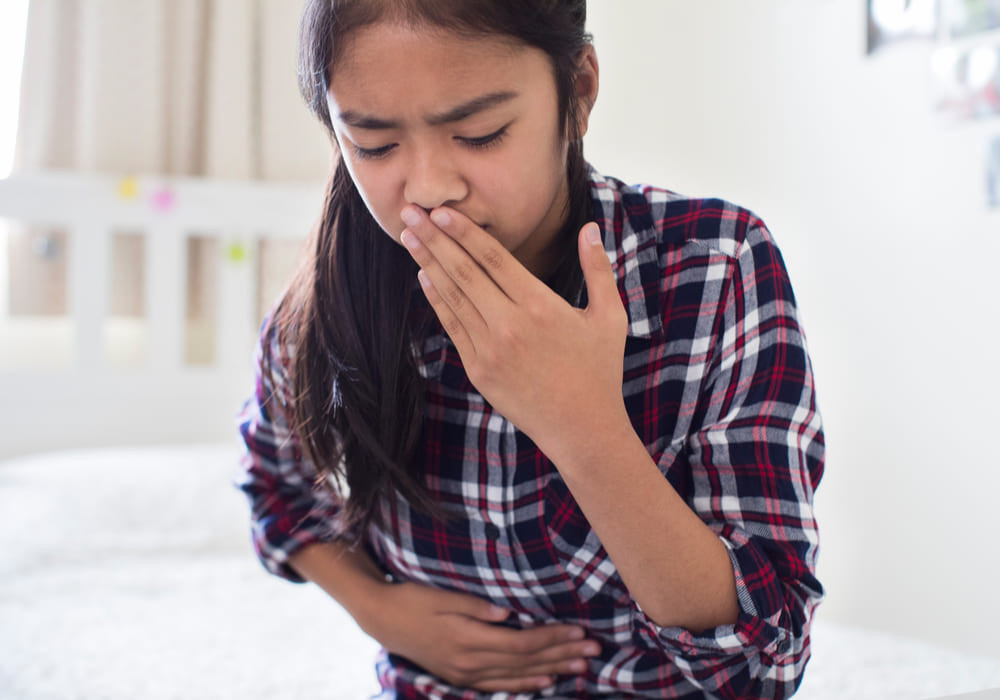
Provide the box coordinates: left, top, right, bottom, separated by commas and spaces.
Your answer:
403, 148, 468, 212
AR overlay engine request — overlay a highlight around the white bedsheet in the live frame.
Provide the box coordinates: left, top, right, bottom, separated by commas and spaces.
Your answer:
1, 444, 998, 700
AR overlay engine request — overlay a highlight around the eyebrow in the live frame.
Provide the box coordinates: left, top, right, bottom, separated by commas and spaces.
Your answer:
338, 90, 519, 130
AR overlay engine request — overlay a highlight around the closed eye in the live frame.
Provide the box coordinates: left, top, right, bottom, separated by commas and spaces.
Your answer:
458, 125, 508, 150
349, 123, 509, 161
351, 142, 397, 161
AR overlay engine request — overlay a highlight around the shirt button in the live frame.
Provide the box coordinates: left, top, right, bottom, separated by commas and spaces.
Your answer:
776, 638, 791, 655
484, 522, 502, 541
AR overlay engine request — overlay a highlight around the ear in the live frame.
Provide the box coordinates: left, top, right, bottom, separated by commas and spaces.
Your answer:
572, 45, 600, 139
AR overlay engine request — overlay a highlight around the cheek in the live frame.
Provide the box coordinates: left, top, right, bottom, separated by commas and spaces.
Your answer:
493, 144, 565, 218
347, 166, 405, 243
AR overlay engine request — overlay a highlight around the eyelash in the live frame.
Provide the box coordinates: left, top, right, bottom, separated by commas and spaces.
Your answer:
462, 126, 508, 150
351, 143, 394, 161
351, 126, 509, 161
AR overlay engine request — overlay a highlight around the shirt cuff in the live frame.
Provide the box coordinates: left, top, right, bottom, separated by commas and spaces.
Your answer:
629, 533, 793, 662
253, 507, 346, 583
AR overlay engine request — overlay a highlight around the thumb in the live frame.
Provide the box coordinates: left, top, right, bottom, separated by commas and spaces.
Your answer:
578, 222, 620, 314
457, 595, 510, 623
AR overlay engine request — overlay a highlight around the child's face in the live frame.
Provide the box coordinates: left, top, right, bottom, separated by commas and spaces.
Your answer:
326, 22, 590, 277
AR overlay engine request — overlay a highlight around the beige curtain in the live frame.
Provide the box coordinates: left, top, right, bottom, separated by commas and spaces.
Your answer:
9, 0, 330, 322
13, 0, 330, 179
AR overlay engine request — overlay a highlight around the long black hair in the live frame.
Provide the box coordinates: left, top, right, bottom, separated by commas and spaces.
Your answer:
267, 0, 594, 540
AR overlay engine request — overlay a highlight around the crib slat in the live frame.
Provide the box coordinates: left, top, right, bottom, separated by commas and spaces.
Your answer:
68, 223, 110, 370
216, 235, 256, 380
146, 225, 185, 372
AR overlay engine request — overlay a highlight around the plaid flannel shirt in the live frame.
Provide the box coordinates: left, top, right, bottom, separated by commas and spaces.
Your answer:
236, 167, 825, 699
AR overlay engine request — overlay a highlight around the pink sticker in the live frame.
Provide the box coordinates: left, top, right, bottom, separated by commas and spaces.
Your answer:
150, 187, 176, 212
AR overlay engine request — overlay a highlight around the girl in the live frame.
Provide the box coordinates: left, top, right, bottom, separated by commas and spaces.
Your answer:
237, 1, 825, 698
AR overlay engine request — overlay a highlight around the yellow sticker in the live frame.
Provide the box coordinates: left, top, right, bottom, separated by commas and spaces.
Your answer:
117, 176, 140, 200
227, 242, 247, 262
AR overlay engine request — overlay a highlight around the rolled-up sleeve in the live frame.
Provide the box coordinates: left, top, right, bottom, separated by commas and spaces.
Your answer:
234, 322, 343, 583
632, 223, 825, 698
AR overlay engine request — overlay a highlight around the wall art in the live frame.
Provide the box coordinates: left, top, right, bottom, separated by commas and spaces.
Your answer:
868, 0, 939, 53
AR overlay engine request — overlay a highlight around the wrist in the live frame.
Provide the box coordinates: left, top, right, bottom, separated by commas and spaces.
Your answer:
288, 540, 393, 637
352, 579, 396, 639
545, 406, 642, 480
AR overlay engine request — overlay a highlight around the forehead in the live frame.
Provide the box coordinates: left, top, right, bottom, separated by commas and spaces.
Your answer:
327, 22, 551, 113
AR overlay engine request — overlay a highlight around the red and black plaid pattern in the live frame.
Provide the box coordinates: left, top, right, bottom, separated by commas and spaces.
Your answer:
237, 168, 824, 699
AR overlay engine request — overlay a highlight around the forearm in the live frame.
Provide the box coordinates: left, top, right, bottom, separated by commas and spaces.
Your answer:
289, 540, 601, 693
553, 421, 739, 633
287, 540, 388, 634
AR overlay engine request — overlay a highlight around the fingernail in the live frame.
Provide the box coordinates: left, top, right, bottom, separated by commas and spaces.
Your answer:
585, 223, 602, 246
417, 270, 431, 289
583, 643, 601, 655
430, 209, 450, 227
401, 230, 420, 251
569, 659, 587, 672
568, 628, 585, 640
401, 208, 421, 227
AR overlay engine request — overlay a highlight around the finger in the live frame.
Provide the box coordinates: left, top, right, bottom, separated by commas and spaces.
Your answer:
404, 231, 488, 339
429, 206, 540, 305
461, 639, 600, 674
416, 269, 478, 359
469, 643, 600, 691
402, 206, 511, 320
472, 675, 555, 693
440, 595, 510, 624
514, 651, 595, 678
456, 619, 587, 654
577, 222, 624, 319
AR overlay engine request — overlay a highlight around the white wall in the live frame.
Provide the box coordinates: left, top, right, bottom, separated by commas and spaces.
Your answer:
585, 1, 1000, 660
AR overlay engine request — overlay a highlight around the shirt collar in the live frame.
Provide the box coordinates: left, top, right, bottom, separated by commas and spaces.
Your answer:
587, 167, 665, 340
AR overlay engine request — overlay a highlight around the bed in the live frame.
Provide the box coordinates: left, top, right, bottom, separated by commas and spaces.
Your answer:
2, 443, 1000, 700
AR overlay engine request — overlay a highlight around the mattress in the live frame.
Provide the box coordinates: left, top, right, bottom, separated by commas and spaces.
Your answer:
1, 444, 998, 700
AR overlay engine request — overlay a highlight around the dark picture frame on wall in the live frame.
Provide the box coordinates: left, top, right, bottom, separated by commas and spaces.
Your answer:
867, 0, 939, 53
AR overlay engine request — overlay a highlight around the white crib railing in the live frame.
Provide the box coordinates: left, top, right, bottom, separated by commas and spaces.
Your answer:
0, 171, 324, 458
